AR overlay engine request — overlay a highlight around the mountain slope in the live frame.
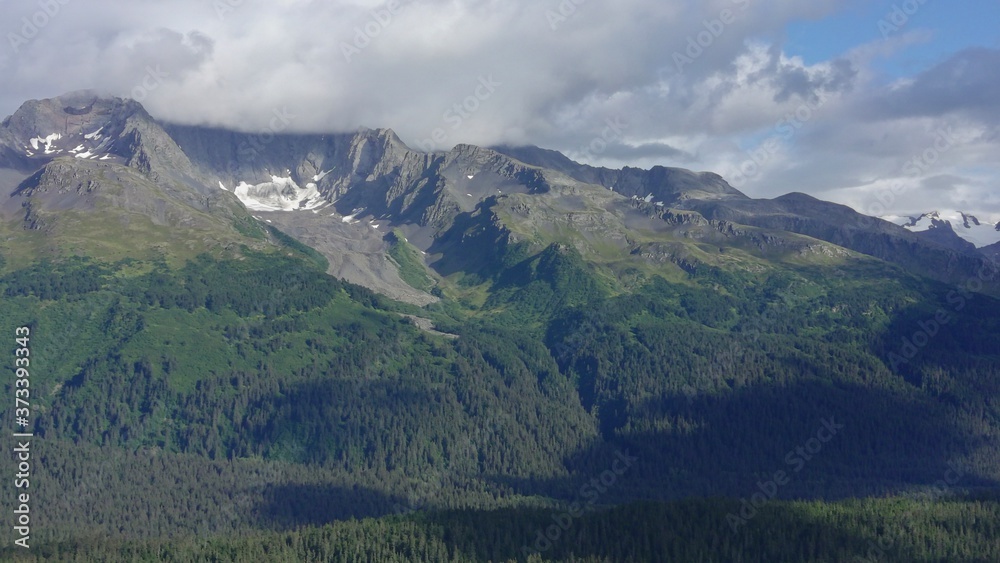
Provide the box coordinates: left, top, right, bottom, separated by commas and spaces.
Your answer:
2, 92, 1000, 555
0, 92, 281, 265
885, 210, 1000, 249
491, 143, 746, 203
3, 93, 998, 295
678, 193, 997, 292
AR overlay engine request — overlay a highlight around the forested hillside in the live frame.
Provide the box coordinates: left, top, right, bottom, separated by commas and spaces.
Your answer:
1, 233, 999, 559
5, 496, 1000, 562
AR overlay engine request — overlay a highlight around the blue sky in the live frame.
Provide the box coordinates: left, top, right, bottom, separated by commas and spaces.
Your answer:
786, 0, 1000, 77
0, 0, 997, 218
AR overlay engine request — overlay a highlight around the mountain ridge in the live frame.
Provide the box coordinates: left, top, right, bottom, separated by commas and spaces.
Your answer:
1, 92, 997, 300
3, 92, 1000, 557
884, 210, 1000, 250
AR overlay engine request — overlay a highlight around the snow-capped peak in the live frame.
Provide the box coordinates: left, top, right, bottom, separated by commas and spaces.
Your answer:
884, 210, 1000, 248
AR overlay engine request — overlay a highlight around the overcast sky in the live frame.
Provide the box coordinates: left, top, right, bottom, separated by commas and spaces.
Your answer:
1, 0, 998, 218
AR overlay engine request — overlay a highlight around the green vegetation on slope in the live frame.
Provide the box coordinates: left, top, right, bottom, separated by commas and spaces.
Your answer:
386, 229, 436, 292
1, 230, 999, 554
265, 224, 330, 271
5, 496, 998, 562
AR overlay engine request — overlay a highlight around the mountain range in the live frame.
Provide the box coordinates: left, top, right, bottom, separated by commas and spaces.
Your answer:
2, 91, 997, 305
884, 210, 1000, 256
2, 91, 1000, 560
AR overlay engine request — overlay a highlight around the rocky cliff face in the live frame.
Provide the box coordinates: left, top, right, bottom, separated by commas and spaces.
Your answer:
0, 92, 268, 263
491, 144, 747, 204
159, 124, 565, 302
2, 92, 997, 301
165, 125, 556, 230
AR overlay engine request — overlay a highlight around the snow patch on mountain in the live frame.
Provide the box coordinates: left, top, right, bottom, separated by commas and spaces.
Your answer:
885, 211, 1000, 248
232, 176, 326, 212
22, 129, 115, 160
29, 133, 62, 154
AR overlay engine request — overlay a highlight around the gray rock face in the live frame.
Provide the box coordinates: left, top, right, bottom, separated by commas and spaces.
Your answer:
912, 221, 979, 254
2, 92, 997, 301
982, 242, 1000, 262
160, 124, 565, 301
0, 93, 266, 262
678, 193, 996, 288
490, 144, 747, 203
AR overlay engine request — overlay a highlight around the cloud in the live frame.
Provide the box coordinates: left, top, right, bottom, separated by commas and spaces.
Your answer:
0, 0, 996, 217
772, 57, 857, 103
594, 142, 693, 163
864, 47, 1000, 121
0, 0, 844, 140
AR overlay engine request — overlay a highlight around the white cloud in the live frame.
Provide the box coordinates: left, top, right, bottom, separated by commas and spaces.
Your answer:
0, 0, 996, 216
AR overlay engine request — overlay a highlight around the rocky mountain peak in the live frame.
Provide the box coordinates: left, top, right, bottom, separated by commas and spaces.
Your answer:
885, 210, 1000, 249
2, 91, 998, 302
0, 92, 170, 175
